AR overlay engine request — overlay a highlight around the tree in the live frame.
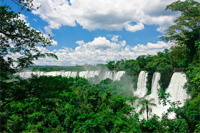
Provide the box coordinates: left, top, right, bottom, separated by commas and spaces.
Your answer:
170, 45, 188, 67
9, 0, 35, 11
161, 0, 200, 62
0, 5, 57, 78
0, 3, 57, 110
138, 96, 157, 120
107, 61, 115, 70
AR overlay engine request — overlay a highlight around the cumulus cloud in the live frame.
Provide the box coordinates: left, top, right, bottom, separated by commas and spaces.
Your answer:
32, 0, 180, 32
125, 23, 144, 32
44, 26, 54, 36
34, 36, 174, 66
111, 35, 120, 42
51, 40, 58, 46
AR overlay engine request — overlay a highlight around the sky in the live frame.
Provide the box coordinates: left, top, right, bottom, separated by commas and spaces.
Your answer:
3, 0, 192, 66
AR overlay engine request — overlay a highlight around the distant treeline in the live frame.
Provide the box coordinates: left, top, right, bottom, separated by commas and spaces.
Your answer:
24, 64, 108, 72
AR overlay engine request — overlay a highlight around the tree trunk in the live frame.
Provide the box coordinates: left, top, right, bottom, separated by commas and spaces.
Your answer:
146, 104, 149, 120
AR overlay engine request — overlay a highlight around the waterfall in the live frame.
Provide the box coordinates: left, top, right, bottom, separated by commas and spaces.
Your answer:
134, 71, 148, 98
166, 72, 190, 106
17, 71, 32, 78
78, 71, 100, 79
16, 70, 124, 81
146, 72, 163, 118
79, 71, 89, 78
44, 71, 58, 76
103, 71, 113, 80
158, 72, 190, 119
113, 71, 125, 81
70, 72, 78, 78
133, 71, 190, 119
88, 71, 100, 78
133, 71, 148, 119
147, 72, 161, 102
63, 71, 71, 77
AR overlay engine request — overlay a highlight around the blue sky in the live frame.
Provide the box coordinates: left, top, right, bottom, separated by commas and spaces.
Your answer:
3, 0, 184, 66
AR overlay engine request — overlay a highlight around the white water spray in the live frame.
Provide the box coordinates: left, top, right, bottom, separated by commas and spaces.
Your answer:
133, 71, 148, 98
16, 70, 125, 81
133, 72, 190, 119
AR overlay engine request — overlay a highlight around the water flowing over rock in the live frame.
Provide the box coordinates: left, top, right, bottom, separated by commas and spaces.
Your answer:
166, 72, 190, 106
16, 70, 124, 81
102, 71, 113, 80
149, 72, 161, 101
133, 72, 190, 119
79, 71, 100, 79
146, 72, 164, 118
133, 71, 148, 98
113, 71, 125, 81
162, 72, 190, 119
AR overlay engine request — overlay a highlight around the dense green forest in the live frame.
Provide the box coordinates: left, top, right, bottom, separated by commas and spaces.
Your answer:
1, 0, 200, 132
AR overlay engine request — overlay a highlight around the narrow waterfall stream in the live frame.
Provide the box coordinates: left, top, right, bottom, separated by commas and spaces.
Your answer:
133, 71, 148, 98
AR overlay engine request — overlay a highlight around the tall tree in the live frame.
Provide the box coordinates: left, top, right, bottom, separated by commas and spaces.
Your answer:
161, 0, 200, 62
138, 96, 157, 120
0, 2, 57, 109
0, 5, 57, 78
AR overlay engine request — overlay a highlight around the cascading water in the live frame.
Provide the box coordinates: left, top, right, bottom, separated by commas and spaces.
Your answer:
146, 72, 164, 118
133, 72, 190, 119
88, 71, 100, 78
79, 71, 89, 78
70, 72, 78, 78
133, 71, 148, 98
133, 71, 148, 119
103, 71, 113, 80
148, 72, 161, 101
63, 71, 71, 77
159, 72, 190, 119
17, 71, 32, 78
78, 71, 100, 79
16, 70, 124, 81
166, 72, 190, 105
113, 71, 125, 81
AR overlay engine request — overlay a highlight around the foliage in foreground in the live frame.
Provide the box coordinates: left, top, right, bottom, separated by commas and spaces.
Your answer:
1, 75, 200, 132
0, 76, 139, 132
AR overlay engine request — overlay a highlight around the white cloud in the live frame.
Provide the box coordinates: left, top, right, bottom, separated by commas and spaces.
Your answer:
33, 36, 174, 66
32, 0, 180, 32
111, 35, 121, 42
125, 23, 144, 32
44, 26, 54, 36
51, 40, 58, 46
76, 40, 85, 45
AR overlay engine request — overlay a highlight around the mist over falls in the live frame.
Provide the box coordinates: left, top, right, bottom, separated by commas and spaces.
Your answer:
17, 70, 190, 119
